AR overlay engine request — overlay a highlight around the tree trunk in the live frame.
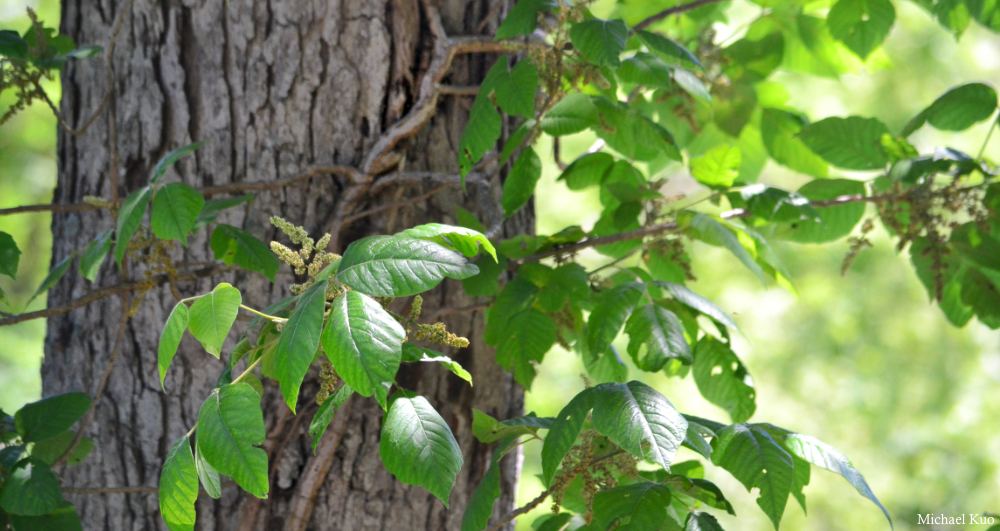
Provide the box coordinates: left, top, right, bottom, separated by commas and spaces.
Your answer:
46, 0, 529, 529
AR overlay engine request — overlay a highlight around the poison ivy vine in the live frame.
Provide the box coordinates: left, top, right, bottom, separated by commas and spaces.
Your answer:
2, 0, 1000, 529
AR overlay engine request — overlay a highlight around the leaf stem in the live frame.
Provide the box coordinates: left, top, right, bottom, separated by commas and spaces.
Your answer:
977, 113, 999, 161
232, 354, 266, 385
240, 304, 286, 322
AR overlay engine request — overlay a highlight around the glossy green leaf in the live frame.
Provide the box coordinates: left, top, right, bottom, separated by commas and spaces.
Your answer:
902, 83, 998, 136
0, 231, 20, 279
78, 230, 113, 282
690, 145, 741, 188
8, 502, 82, 531
638, 30, 704, 69
337, 235, 479, 297
711, 424, 794, 529
541, 387, 597, 486
570, 19, 628, 67
380, 393, 463, 506
0, 458, 63, 516
322, 291, 404, 409
29, 430, 93, 466
591, 481, 672, 530
827, 0, 895, 59
625, 304, 691, 371
114, 186, 152, 266
737, 184, 819, 223
592, 381, 688, 470
496, 308, 557, 388
196, 383, 268, 498
760, 108, 828, 177
274, 279, 328, 412
309, 383, 353, 454
150, 183, 204, 245
209, 224, 280, 282
159, 436, 198, 531
587, 282, 646, 356
400, 223, 497, 262
193, 193, 254, 231
693, 336, 756, 423
655, 281, 739, 331
15, 393, 90, 443
688, 214, 765, 284
776, 179, 866, 243
150, 142, 203, 185
685, 510, 725, 531
502, 147, 543, 218
187, 283, 242, 357
194, 438, 221, 499
28, 251, 77, 304
402, 343, 473, 386
798, 116, 890, 170
158, 302, 190, 389
459, 92, 502, 178
540, 93, 601, 136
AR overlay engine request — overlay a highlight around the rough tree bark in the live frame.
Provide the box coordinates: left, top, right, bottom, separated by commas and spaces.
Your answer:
45, 0, 531, 529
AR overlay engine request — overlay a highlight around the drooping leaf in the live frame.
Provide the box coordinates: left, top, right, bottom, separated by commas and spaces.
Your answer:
471, 410, 553, 444
274, 279, 329, 412
322, 291, 405, 409
28, 251, 77, 304
798, 116, 891, 170
402, 343, 473, 386
541, 387, 597, 486
461, 436, 518, 531
664, 475, 735, 515
150, 142, 203, 185
592, 97, 681, 161
196, 383, 268, 498
158, 302, 190, 389
685, 510, 726, 531
688, 214, 766, 284
674, 67, 712, 103
901, 83, 998, 136
209, 225, 280, 282
29, 430, 93, 466
159, 436, 198, 531
541, 93, 601, 136
760, 108, 829, 177
0, 231, 21, 279
151, 183, 205, 245
187, 283, 242, 357
790, 454, 811, 513
692, 336, 756, 423
0, 458, 63, 516
8, 501, 82, 531
625, 304, 691, 372
192, 193, 254, 231
495, 0, 557, 39
309, 383, 353, 454
570, 18, 628, 67
711, 424, 794, 529
380, 393, 464, 506
114, 186, 153, 266
194, 438, 221, 499
592, 381, 688, 470
736, 184, 819, 223
591, 481, 672, 530
14, 393, 91, 443
638, 30, 704, 69
827, 0, 895, 59
775, 179, 866, 243
400, 223, 497, 262
655, 281, 740, 331
496, 308, 557, 388
336, 235, 479, 297
459, 92, 503, 178
78, 229, 113, 282
618, 52, 675, 90
587, 282, 646, 357
690, 145, 741, 188
502, 147, 544, 218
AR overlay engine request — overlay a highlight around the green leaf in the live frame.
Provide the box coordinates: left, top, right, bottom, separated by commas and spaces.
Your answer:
322, 291, 405, 409
798, 116, 890, 170
827, 0, 895, 59
540, 93, 601, 136
8, 502, 82, 531
618, 52, 674, 90
194, 438, 221, 499
309, 383, 353, 454
485, 277, 540, 345
401, 223, 497, 262
591, 481, 672, 530
274, 279, 328, 412
711, 424, 794, 529
114, 186, 152, 266
685, 510, 725, 531
655, 281, 739, 331
159, 436, 198, 531
496, 308, 557, 388
775, 179, 866, 243
570, 19, 628, 67
592, 381, 688, 470
502, 147, 543, 218
150, 183, 205, 246
490, 59, 539, 119
402, 344, 473, 386
782, 433, 891, 526
0, 458, 63, 516
760, 108, 828, 177
471, 410, 553, 444
495, 0, 557, 39
534, 513, 574, 531
692, 336, 756, 423
158, 302, 190, 389
690, 145, 741, 188
209, 224, 280, 282
790, 454, 811, 513
665, 476, 735, 515
456, 207, 488, 233
193, 193, 254, 231
187, 283, 241, 357
637, 30, 704, 69
459, 92, 502, 178
688, 214, 766, 284
673, 67, 712, 103
379, 393, 464, 505
28, 251, 77, 304
541, 387, 597, 486
0, 231, 20, 279
150, 142, 203, 185
625, 304, 691, 372
592, 98, 680, 161
78, 230, 113, 282
587, 282, 646, 356
461, 436, 519, 531
737, 184, 820, 223
337, 235, 479, 297
0, 30, 29, 60
558, 152, 615, 190
28, 430, 93, 466
462, 254, 508, 297
901, 83, 998, 136
15, 393, 91, 443
196, 383, 268, 498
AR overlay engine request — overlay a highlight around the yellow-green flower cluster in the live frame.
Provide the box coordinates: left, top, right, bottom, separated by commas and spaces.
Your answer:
316, 362, 340, 406
269, 216, 341, 293
408, 295, 423, 321
414, 322, 470, 348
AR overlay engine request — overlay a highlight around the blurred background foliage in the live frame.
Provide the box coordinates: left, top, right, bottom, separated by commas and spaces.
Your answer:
0, 0, 998, 529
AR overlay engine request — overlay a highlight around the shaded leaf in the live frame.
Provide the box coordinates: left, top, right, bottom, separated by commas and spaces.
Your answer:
902, 83, 998, 136
151, 183, 205, 245
541, 387, 597, 486
638, 30, 703, 69
625, 304, 691, 371
587, 282, 646, 356
402, 343, 473, 386
158, 302, 190, 389
496, 0, 557, 39
274, 279, 329, 412
502, 147, 544, 218
150, 143, 203, 185
775, 179, 866, 243
592, 381, 688, 470
193, 193, 254, 231
827, 0, 895, 59
210, 225, 280, 282
114, 186, 152, 266
798, 116, 890, 170
29, 430, 93, 466
761, 108, 828, 177
570, 19, 628, 67
28, 251, 77, 304
0, 458, 63, 516
541, 93, 601, 136
194, 439, 220, 499
196, 383, 268, 498
0, 231, 21, 279
15, 393, 90, 443
692, 336, 756, 423
309, 383, 353, 454
591, 482, 672, 530
711, 424, 794, 529
79, 230, 113, 282
8, 501, 82, 531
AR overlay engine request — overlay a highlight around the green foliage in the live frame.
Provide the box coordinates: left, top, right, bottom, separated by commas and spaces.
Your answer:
711, 424, 795, 529
827, 0, 896, 59
592, 381, 687, 470
624, 304, 691, 371
210, 225, 280, 282
495, 0, 556, 40
690, 145, 741, 188
150, 143, 203, 186
902, 82, 998, 135
78, 230, 112, 282
0, 458, 63, 516
799, 116, 891, 170
308, 383, 352, 453
187, 283, 241, 357
150, 183, 204, 246
0, 231, 20, 279
29, 430, 93, 466
14, 393, 90, 443
113, 186, 152, 266
503, 147, 544, 218
692, 336, 756, 423
274, 278, 328, 411
196, 383, 268, 498
158, 436, 198, 531
569, 19, 628, 67
158, 302, 189, 388
27, 250, 75, 304
590, 481, 673, 530
336, 235, 479, 297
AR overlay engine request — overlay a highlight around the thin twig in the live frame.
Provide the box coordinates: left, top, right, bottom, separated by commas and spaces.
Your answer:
201, 166, 363, 196
438, 84, 481, 96
476, 0, 506, 32
342, 183, 455, 224
632, 0, 729, 32
63, 486, 157, 495
0, 203, 100, 217
486, 489, 551, 531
